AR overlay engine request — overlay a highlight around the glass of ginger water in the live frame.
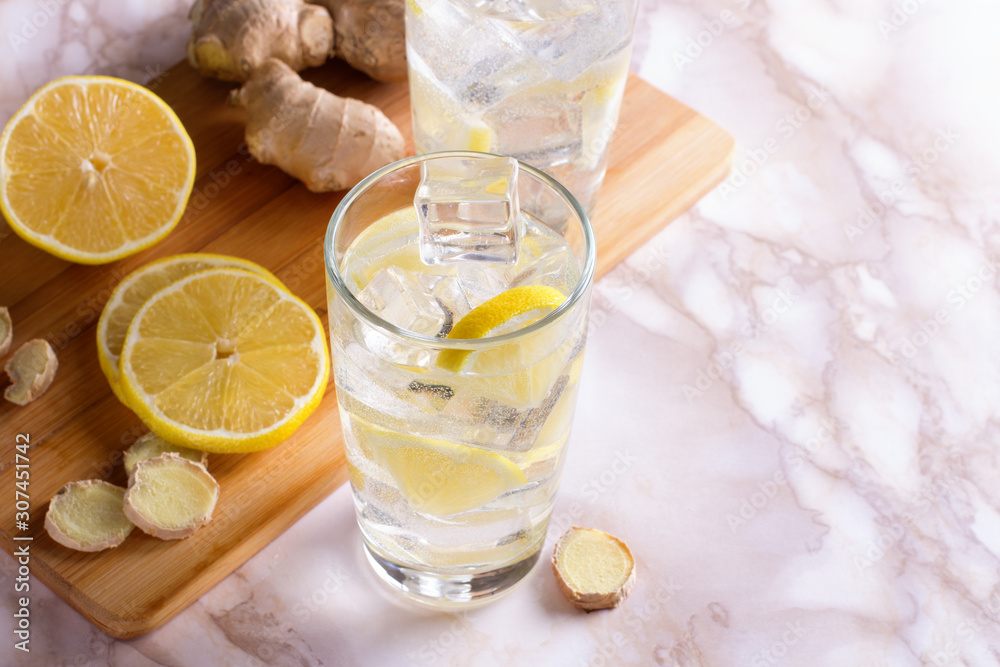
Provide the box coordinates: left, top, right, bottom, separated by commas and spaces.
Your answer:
325, 152, 594, 605
405, 0, 638, 214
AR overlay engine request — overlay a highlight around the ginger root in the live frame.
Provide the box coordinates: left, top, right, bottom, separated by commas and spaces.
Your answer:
314, 0, 407, 82
552, 527, 636, 610
124, 454, 219, 540
230, 58, 405, 191
4, 338, 58, 406
188, 0, 334, 81
45, 480, 135, 552
0, 307, 11, 357
124, 432, 209, 478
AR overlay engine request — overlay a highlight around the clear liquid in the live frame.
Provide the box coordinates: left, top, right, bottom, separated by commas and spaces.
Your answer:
330, 207, 587, 586
406, 0, 635, 212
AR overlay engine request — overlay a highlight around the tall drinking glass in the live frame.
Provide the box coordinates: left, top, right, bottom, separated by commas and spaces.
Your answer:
405, 0, 638, 213
325, 152, 595, 606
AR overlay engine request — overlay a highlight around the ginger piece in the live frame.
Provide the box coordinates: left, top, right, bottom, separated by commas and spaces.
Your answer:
188, 0, 334, 81
124, 432, 209, 478
45, 480, 135, 552
124, 454, 220, 540
4, 338, 58, 406
230, 58, 405, 191
314, 0, 406, 82
0, 307, 11, 356
552, 527, 636, 610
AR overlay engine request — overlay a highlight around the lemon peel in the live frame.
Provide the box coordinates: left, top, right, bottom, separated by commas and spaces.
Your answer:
437, 285, 566, 372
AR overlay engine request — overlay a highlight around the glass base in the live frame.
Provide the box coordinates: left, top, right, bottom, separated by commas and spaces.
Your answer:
363, 542, 541, 609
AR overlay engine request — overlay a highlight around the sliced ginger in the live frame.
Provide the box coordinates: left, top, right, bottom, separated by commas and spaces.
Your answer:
4, 338, 58, 405
0, 306, 11, 356
44, 480, 135, 552
124, 454, 220, 540
552, 527, 636, 611
124, 432, 208, 478
48, 448, 218, 551
230, 58, 405, 192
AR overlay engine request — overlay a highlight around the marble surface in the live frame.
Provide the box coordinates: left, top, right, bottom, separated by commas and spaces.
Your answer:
3, 0, 1000, 664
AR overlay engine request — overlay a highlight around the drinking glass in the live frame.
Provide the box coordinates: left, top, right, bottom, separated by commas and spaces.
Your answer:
325, 152, 595, 605
405, 0, 638, 213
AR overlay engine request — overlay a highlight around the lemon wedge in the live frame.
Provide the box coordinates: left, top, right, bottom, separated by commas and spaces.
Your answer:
119, 268, 329, 453
0, 76, 195, 264
437, 285, 566, 372
98, 253, 282, 401
357, 422, 527, 516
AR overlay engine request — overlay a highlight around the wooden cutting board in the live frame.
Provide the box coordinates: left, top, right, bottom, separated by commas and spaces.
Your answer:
0, 58, 733, 638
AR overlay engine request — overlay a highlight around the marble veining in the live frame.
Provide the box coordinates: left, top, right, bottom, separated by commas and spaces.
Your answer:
3, 0, 1000, 664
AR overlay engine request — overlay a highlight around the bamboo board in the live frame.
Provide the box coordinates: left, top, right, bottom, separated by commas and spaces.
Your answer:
0, 58, 733, 638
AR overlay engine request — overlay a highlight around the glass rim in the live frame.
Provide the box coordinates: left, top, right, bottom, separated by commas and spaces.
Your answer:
324, 150, 596, 350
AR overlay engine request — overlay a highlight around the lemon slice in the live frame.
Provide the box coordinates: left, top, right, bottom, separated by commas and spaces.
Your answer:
357, 422, 527, 516
0, 76, 196, 264
437, 285, 567, 372
98, 253, 283, 401
466, 123, 494, 152
342, 208, 423, 290
408, 64, 494, 153
119, 268, 329, 453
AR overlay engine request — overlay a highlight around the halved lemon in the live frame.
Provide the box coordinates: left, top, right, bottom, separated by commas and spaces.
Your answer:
119, 268, 329, 453
0, 76, 195, 264
356, 421, 527, 516
97, 253, 284, 401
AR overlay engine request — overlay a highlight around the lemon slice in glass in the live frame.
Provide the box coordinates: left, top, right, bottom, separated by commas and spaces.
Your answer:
435, 285, 571, 407
119, 268, 329, 453
357, 422, 527, 517
437, 285, 566, 370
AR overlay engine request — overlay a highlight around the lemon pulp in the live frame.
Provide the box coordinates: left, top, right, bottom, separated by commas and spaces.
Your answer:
0, 76, 195, 263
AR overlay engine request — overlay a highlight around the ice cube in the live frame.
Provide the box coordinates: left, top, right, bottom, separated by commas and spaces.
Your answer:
508, 221, 576, 289
416, 155, 523, 266
337, 342, 431, 423
458, 58, 547, 112
358, 267, 449, 337
407, 380, 455, 413
456, 261, 508, 308
512, 245, 573, 289
506, 2, 632, 82
492, 96, 582, 167
472, 397, 523, 432
438, 390, 528, 450
450, 0, 598, 22
505, 374, 569, 452
439, 374, 569, 454
451, 215, 575, 304
362, 326, 435, 368
431, 276, 472, 334
409, 0, 534, 102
